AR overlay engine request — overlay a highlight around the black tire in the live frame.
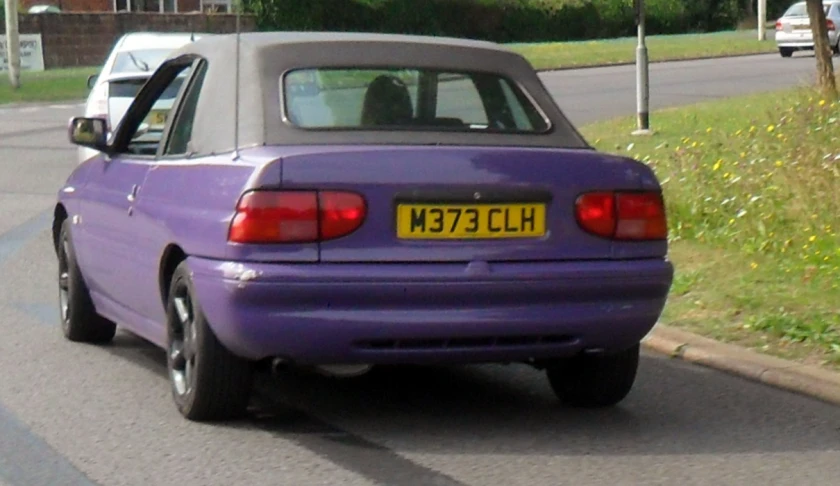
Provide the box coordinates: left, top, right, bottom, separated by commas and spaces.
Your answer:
833, 42, 839, 56
166, 260, 253, 421
545, 344, 640, 408
779, 47, 794, 58
57, 219, 117, 344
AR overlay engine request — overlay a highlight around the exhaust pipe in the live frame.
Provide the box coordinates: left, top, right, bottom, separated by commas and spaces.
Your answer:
312, 364, 373, 378
270, 357, 289, 375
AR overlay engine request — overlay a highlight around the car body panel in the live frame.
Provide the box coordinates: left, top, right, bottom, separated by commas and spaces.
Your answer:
776, 1, 840, 50
277, 145, 666, 263
58, 32, 674, 367
186, 255, 673, 362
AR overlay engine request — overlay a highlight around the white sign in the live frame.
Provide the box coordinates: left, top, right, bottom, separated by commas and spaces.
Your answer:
0, 34, 45, 72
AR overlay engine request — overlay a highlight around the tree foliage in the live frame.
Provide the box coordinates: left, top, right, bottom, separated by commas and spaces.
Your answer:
241, 0, 762, 43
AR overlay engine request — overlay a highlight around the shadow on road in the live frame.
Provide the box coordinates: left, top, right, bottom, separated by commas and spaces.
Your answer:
102, 329, 840, 459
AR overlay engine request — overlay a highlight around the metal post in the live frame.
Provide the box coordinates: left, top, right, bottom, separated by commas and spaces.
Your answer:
633, 0, 651, 135
4, 0, 21, 89
758, 0, 767, 41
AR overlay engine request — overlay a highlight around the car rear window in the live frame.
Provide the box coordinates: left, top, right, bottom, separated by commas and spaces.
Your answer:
108, 75, 186, 100
112, 49, 172, 74
782, 2, 829, 16
280, 68, 551, 134
109, 78, 147, 99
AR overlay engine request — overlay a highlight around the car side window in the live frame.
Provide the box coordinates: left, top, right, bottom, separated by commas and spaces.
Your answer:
118, 64, 194, 157
498, 80, 534, 131
163, 61, 208, 156
435, 76, 489, 126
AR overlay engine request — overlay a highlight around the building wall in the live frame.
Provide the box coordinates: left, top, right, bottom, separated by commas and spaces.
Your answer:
1, 12, 256, 69
20, 0, 202, 13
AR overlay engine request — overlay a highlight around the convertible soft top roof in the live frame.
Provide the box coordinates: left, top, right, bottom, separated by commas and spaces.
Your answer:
167, 32, 589, 155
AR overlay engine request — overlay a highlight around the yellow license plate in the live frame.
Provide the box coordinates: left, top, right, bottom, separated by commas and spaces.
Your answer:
146, 110, 168, 127
396, 203, 546, 239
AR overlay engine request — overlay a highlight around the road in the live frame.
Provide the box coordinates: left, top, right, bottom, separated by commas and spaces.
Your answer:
1, 53, 839, 486
545, 52, 818, 125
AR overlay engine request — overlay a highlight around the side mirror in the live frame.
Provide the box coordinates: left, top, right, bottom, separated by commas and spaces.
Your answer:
68, 116, 109, 152
87, 74, 97, 90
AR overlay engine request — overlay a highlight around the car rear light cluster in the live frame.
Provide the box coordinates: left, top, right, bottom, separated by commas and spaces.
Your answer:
575, 191, 667, 240
776, 20, 783, 31
228, 190, 367, 244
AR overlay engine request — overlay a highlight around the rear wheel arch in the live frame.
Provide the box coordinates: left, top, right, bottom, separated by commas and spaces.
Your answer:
52, 204, 68, 254
159, 244, 187, 308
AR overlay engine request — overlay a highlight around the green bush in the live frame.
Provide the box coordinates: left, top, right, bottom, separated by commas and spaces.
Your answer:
241, 0, 752, 43
769, 0, 795, 19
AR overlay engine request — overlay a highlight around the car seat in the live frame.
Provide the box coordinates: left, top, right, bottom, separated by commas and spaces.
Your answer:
360, 74, 413, 126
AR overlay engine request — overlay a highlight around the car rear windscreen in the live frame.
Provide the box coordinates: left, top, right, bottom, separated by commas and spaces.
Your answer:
281, 68, 551, 134
783, 3, 829, 16
109, 75, 186, 100
112, 49, 172, 74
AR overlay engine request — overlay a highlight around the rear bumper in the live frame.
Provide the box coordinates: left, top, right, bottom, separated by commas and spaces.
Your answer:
188, 256, 674, 364
776, 30, 839, 48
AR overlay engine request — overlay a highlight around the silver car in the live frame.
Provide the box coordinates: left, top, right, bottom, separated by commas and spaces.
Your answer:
775, 1, 840, 57
79, 32, 207, 163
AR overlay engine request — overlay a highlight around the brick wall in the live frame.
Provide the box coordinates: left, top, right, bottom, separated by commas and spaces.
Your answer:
20, 0, 202, 13
1, 12, 256, 69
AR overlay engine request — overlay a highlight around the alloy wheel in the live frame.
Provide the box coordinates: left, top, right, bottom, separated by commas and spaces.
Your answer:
58, 239, 71, 329
169, 285, 198, 397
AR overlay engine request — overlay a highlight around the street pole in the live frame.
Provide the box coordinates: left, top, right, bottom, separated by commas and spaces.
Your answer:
633, 0, 651, 135
758, 0, 767, 41
4, 0, 21, 89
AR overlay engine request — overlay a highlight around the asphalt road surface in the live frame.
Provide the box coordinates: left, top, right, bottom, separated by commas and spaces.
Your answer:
547, 51, 819, 125
1, 53, 839, 486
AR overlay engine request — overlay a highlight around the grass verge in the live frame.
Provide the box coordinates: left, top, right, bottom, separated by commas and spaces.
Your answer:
579, 84, 840, 370
1, 30, 777, 104
509, 30, 778, 70
0, 67, 98, 105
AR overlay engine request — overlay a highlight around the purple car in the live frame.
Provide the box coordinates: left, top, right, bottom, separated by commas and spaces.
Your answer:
56, 32, 674, 422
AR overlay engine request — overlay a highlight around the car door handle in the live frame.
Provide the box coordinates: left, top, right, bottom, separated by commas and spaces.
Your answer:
127, 184, 139, 202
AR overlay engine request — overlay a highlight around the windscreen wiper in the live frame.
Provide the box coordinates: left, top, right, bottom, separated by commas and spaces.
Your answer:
127, 52, 150, 72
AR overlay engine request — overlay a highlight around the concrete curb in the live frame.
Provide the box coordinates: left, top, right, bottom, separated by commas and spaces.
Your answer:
642, 324, 840, 406
534, 50, 778, 73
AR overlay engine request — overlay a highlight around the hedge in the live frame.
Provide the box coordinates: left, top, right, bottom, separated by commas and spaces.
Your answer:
241, 0, 798, 43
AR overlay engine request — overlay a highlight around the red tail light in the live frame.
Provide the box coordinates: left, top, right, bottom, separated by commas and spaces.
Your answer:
575, 192, 615, 238
776, 20, 782, 31
228, 190, 366, 244
575, 191, 667, 240
828, 20, 836, 31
